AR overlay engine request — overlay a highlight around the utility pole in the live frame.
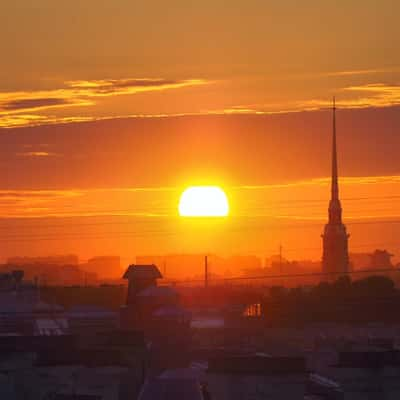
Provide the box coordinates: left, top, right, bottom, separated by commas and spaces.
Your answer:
205, 255, 208, 288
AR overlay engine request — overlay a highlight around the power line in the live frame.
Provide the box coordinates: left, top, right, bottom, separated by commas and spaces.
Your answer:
168, 267, 400, 285
1, 223, 400, 252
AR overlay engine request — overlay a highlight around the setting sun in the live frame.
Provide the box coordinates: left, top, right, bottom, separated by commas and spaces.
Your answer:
178, 186, 229, 217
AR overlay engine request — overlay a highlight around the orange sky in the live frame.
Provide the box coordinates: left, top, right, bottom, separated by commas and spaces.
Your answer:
1, 1, 400, 267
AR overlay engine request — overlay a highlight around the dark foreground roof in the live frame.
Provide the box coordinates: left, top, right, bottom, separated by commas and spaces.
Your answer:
98, 330, 145, 347
123, 264, 162, 280
208, 355, 307, 375
54, 395, 102, 400
0, 335, 76, 353
35, 348, 129, 367
138, 378, 203, 400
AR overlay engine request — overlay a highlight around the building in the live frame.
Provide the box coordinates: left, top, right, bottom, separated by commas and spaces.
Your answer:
206, 354, 309, 400
123, 264, 162, 306
1, 259, 86, 286
322, 98, 350, 280
66, 305, 118, 335
83, 256, 122, 280
120, 264, 192, 372
0, 271, 67, 336
311, 348, 400, 399
0, 334, 146, 400
369, 249, 394, 270
120, 264, 190, 331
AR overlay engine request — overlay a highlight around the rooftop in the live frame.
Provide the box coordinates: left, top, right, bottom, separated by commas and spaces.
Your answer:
208, 354, 307, 375
138, 377, 203, 400
123, 264, 162, 280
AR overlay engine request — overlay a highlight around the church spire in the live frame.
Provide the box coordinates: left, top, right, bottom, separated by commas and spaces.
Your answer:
331, 96, 339, 201
328, 96, 342, 224
322, 96, 349, 278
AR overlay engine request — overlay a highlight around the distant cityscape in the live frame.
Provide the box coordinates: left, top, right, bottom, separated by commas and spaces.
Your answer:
0, 246, 397, 288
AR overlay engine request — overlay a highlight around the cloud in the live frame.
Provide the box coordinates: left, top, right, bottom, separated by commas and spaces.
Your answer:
207, 83, 400, 117
16, 151, 58, 157
314, 68, 396, 78
324, 69, 385, 77
0, 114, 99, 128
1, 76, 399, 129
0, 77, 211, 128
0, 189, 83, 217
341, 83, 400, 107
1, 175, 400, 220
1, 98, 70, 111
0, 190, 81, 199
67, 78, 207, 96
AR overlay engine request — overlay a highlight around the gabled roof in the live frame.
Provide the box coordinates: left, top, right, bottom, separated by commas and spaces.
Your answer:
123, 264, 162, 280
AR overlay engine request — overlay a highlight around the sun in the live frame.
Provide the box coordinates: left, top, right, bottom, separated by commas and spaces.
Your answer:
178, 186, 229, 217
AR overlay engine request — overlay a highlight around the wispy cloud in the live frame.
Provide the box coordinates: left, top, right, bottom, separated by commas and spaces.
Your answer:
1, 76, 399, 128
315, 68, 396, 78
342, 83, 400, 107
2, 98, 71, 111
0, 114, 99, 128
16, 151, 58, 158
235, 175, 400, 191
208, 82, 400, 116
1, 175, 400, 220
0, 78, 211, 128
66, 78, 207, 96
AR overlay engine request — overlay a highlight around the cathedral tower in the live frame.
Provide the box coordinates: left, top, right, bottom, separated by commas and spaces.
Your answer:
322, 98, 350, 279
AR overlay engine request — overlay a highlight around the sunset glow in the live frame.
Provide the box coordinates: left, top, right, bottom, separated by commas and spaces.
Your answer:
178, 186, 229, 217
1, 1, 400, 272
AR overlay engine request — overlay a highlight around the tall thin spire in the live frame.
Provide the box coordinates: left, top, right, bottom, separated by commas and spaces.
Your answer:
322, 95, 349, 278
328, 96, 342, 225
331, 96, 339, 201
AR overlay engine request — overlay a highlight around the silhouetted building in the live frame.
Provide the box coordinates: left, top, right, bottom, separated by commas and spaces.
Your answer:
1, 259, 86, 286
322, 98, 350, 280
120, 264, 190, 332
123, 264, 162, 305
0, 271, 67, 336
8, 254, 79, 266
120, 264, 191, 371
84, 256, 122, 279
370, 249, 394, 269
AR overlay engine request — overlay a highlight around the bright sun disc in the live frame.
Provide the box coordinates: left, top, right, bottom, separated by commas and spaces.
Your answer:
179, 186, 229, 217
